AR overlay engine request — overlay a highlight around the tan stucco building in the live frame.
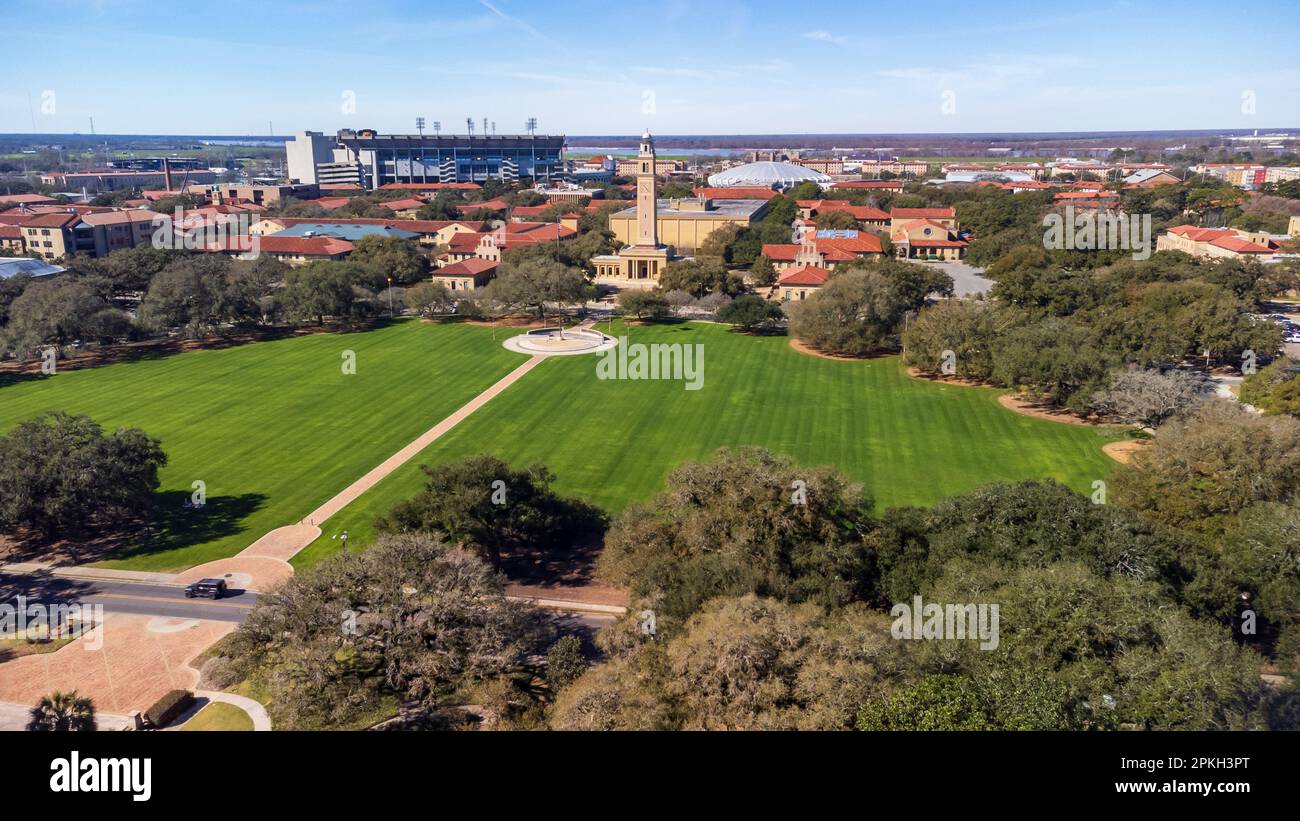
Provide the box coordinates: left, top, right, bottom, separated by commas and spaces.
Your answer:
607, 195, 768, 255
1155, 225, 1278, 260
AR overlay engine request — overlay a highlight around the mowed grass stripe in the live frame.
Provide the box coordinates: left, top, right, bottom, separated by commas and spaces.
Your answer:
295, 321, 1124, 568
0, 320, 523, 571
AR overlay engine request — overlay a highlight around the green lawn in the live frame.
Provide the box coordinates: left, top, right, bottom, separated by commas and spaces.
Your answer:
180, 702, 254, 731
0, 320, 522, 571
292, 320, 1124, 568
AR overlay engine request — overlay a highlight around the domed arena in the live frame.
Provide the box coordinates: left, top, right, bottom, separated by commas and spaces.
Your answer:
707, 160, 832, 188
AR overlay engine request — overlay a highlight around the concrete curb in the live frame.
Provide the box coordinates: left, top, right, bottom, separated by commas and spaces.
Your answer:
0, 563, 182, 587
505, 596, 627, 616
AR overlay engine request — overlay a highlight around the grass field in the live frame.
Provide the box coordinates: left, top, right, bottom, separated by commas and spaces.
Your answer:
0, 320, 521, 571
2, 318, 1123, 573
291, 320, 1124, 568
180, 702, 254, 731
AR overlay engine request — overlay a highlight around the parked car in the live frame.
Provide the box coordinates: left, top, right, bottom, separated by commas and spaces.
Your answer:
184, 578, 228, 599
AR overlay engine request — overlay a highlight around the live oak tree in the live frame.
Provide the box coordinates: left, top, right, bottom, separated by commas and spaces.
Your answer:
226, 533, 552, 729
787, 268, 910, 356
901, 297, 1003, 380
716, 293, 784, 332
405, 281, 455, 316
598, 447, 876, 630
482, 258, 587, 320
1, 278, 130, 361
376, 454, 604, 570
0, 412, 166, 544
348, 235, 429, 286
549, 595, 901, 731
657, 256, 738, 299
1111, 400, 1300, 533
616, 289, 670, 320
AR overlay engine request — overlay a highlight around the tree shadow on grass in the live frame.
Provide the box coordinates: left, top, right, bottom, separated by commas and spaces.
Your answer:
498, 528, 605, 588
114, 491, 269, 562
2, 492, 270, 566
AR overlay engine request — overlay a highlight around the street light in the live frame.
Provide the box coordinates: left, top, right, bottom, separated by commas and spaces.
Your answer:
387, 276, 394, 317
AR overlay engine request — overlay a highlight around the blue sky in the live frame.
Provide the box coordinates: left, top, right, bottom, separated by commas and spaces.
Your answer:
1, 0, 1297, 136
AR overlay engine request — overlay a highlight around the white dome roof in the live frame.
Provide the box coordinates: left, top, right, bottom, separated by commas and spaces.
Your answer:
707, 161, 832, 188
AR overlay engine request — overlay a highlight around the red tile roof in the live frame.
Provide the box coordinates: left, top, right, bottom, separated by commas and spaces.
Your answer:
832, 180, 904, 189
0, 194, 57, 206
204, 235, 353, 256
436, 258, 498, 277
447, 232, 485, 252
79, 210, 159, 226
778, 265, 829, 286
264, 216, 487, 236
799, 200, 889, 220
381, 197, 427, 212
455, 198, 510, 213
1166, 225, 1276, 254
14, 212, 80, 229
890, 207, 956, 220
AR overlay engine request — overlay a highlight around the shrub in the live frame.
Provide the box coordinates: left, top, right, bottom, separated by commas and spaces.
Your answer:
545, 635, 588, 692
145, 689, 194, 728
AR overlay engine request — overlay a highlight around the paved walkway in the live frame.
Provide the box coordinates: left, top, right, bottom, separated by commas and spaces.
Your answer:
0, 613, 233, 715
165, 689, 271, 732
179, 354, 546, 586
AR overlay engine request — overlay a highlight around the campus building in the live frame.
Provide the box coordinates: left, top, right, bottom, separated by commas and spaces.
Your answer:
297, 129, 566, 189
1155, 225, 1279, 260
592, 131, 676, 284
607, 195, 768, 254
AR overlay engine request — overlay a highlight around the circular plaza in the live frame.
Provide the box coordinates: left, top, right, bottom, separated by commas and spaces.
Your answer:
503, 326, 619, 356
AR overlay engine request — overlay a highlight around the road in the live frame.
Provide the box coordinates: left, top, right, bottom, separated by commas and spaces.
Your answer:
0, 570, 615, 635
0, 572, 256, 624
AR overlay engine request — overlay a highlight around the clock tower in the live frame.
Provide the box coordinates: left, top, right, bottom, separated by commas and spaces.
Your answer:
636, 130, 658, 246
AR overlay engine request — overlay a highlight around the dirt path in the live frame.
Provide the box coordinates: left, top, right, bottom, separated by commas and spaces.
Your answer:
996, 394, 1103, 426
1103, 440, 1149, 464
788, 338, 891, 361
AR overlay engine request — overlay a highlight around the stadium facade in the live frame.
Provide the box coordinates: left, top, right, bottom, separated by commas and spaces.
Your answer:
287, 129, 565, 189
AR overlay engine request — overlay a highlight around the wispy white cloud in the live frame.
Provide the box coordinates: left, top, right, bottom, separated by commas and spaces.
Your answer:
802, 30, 848, 45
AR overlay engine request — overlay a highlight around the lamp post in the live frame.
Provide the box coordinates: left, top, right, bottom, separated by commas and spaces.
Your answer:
387, 276, 394, 317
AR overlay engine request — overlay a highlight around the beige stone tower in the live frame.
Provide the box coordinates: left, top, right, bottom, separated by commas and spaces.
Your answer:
636, 129, 658, 246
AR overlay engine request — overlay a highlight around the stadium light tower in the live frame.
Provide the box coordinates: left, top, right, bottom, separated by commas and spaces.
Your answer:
466, 117, 474, 136
416, 116, 425, 136
526, 117, 537, 135
432, 121, 441, 135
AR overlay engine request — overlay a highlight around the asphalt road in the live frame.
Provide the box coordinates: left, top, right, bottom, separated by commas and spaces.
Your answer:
0, 572, 256, 624
0, 571, 616, 636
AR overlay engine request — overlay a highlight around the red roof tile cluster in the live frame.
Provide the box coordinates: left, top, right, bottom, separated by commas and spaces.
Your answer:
890, 207, 956, 220
799, 200, 889, 221
455, 198, 510, 213
204, 235, 353, 256
831, 180, 904, 190
447, 232, 485, 252
777, 265, 830, 286
264, 217, 487, 236
1166, 225, 1276, 254
0, 194, 57, 206
436, 257, 498, 277
381, 197, 427, 212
